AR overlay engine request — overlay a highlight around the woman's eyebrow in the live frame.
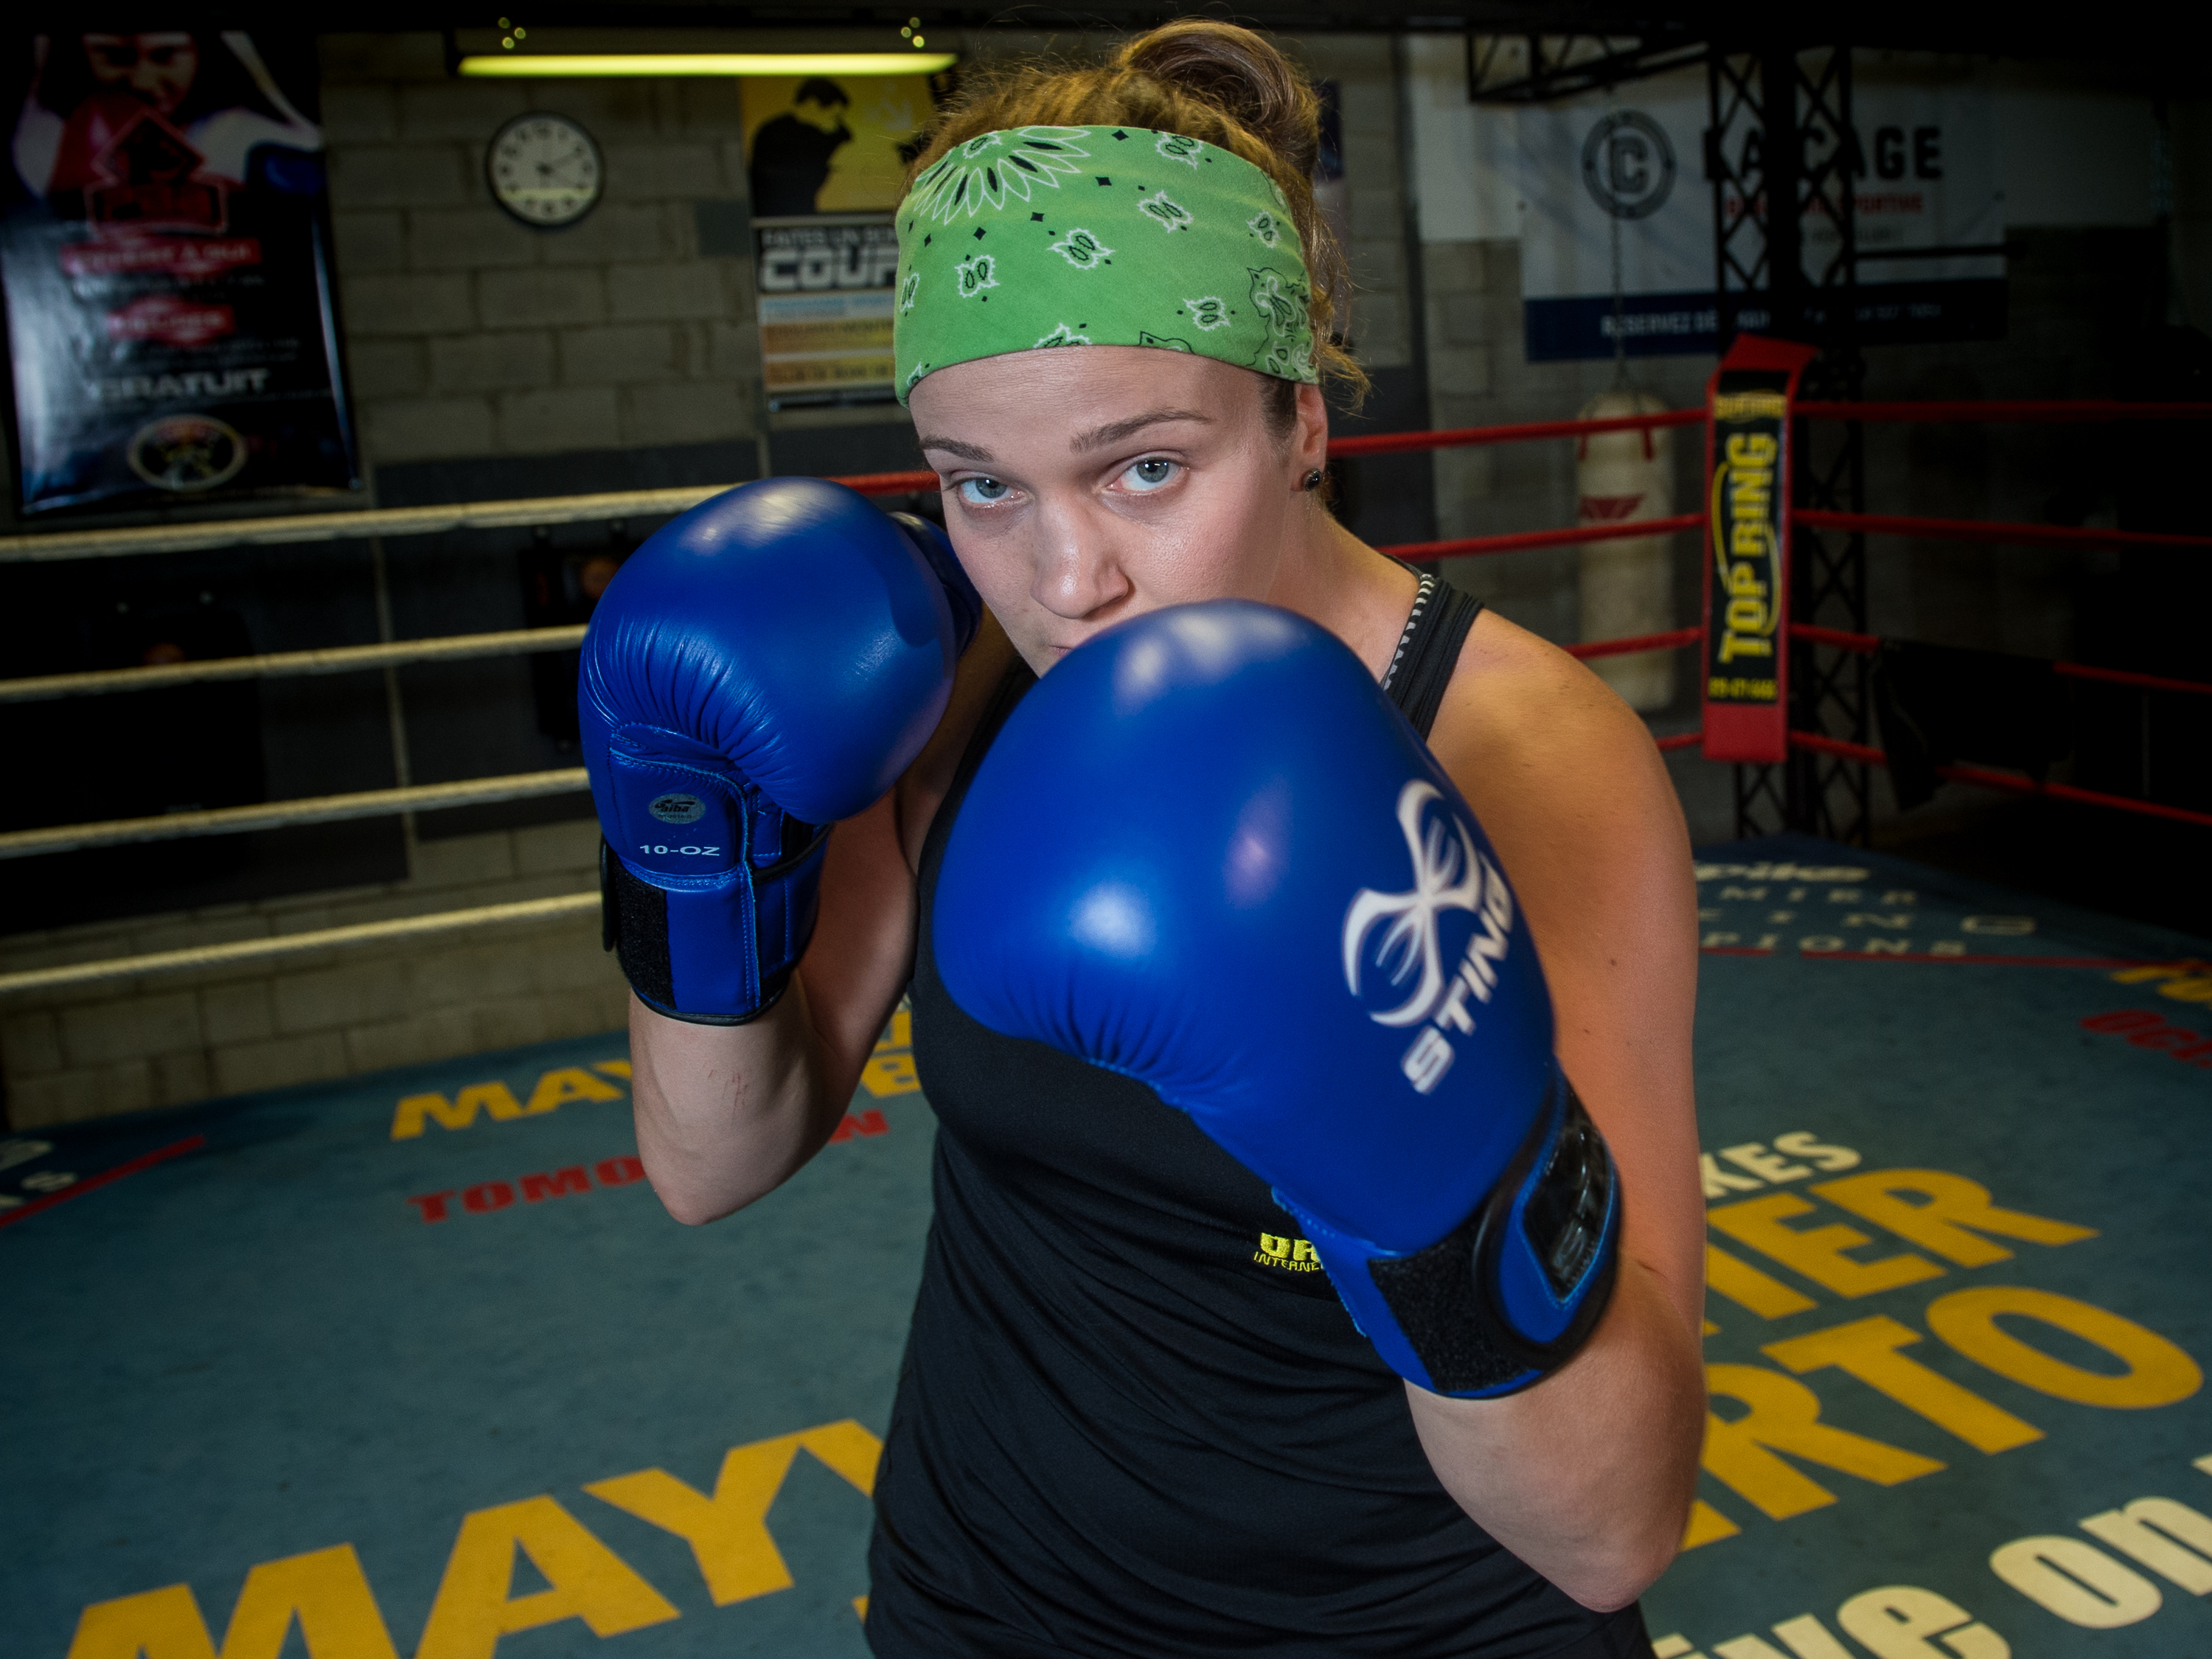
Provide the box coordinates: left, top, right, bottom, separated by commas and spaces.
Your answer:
915, 435, 995, 463
1071, 408, 1214, 453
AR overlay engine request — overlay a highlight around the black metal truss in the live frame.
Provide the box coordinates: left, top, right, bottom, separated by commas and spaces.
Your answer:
1708, 49, 1767, 344
1466, 32, 1708, 103
1788, 439, 1873, 846
1709, 44, 1873, 845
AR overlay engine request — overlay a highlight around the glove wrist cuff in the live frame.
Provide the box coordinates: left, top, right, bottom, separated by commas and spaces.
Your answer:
599, 831, 829, 1022
627, 970, 793, 1027
1298, 1075, 1621, 1399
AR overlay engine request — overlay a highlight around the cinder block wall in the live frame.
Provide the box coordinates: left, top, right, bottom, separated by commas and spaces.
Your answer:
0, 29, 1430, 1132
1416, 239, 1715, 649
0, 34, 771, 1131
319, 32, 761, 469
1299, 34, 1415, 376
1413, 240, 1731, 843
1, 823, 622, 1130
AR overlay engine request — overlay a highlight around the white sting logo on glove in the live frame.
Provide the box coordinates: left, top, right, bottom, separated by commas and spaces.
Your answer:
1341, 781, 1515, 1093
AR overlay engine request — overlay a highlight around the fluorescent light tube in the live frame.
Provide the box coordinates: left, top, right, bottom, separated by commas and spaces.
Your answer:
459, 52, 958, 77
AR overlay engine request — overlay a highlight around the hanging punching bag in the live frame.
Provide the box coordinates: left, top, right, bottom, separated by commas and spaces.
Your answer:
1575, 388, 1676, 712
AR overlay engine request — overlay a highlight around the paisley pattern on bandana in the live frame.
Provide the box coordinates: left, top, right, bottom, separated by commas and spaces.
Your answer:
1248, 268, 1305, 335
954, 255, 998, 299
1048, 229, 1113, 268
894, 125, 1316, 403
908, 128, 1093, 222
1138, 191, 1192, 232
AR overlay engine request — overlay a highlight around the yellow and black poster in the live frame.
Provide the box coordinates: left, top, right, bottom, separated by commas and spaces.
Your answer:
739, 74, 933, 216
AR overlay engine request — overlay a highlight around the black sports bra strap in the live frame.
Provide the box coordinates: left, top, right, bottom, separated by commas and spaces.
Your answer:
1381, 574, 1483, 741
959, 660, 1037, 795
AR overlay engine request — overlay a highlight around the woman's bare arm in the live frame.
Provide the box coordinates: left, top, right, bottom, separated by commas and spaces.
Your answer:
627, 619, 1015, 1224
1408, 611, 1707, 1610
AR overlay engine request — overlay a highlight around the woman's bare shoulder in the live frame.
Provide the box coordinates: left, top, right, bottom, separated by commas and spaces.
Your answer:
1421, 605, 1694, 977
1427, 607, 1677, 829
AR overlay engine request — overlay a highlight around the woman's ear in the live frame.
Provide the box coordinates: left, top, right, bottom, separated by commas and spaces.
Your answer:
1293, 380, 1330, 481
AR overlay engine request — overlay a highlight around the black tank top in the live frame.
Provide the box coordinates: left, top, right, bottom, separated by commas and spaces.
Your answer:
869, 581, 1652, 1658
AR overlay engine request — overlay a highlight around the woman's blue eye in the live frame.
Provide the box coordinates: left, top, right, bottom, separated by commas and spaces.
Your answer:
959, 476, 1011, 504
1122, 458, 1177, 493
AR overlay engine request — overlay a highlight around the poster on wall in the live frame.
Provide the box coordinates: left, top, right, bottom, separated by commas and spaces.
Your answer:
752, 216, 900, 406
740, 74, 934, 215
1517, 61, 2005, 362
1, 30, 358, 515
740, 76, 931, 407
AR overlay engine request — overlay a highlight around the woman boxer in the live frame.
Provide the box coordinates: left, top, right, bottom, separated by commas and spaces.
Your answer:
586, 21, 1704, 1658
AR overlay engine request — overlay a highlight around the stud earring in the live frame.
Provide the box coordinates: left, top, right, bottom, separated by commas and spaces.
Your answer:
1303, 468, 1325, 491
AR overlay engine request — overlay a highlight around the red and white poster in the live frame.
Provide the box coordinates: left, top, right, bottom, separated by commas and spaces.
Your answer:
2, 31, 357, 515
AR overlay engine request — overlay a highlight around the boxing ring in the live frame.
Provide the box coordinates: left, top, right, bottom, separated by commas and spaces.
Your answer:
7, 379, 2212, 1659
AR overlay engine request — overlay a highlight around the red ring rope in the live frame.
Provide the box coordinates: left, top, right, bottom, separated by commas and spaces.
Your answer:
1797, 400, 2212, 424
1380, 513, 1706, 563
1788, 622, 2212, 700
1796, 508, 2212, 552
1329, 411, 1703, 457
2052, 662, 2212, 698
835, 399, 2212, 499
832, 403, 2212, 832
1565, 626, 1703, 661
1790, 731, 2212, 831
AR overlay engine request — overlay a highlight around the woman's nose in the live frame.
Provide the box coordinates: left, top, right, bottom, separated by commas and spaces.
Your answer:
1029, 501, 1132, 622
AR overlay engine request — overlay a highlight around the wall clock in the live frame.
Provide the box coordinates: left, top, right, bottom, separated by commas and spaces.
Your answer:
487, 111, 602, 228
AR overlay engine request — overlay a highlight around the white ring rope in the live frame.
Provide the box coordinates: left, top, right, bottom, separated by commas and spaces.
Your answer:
0, 768, 589, 860
0, 625, 589, 703
0, 484, 727, 563
0, 892, 601, 995
0, 486, 643, 990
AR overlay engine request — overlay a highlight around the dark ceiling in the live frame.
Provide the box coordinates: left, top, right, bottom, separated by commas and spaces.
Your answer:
15, 2, 2105, 69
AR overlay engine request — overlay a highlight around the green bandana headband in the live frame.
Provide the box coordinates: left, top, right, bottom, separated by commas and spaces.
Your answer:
892, 125, 1318, 404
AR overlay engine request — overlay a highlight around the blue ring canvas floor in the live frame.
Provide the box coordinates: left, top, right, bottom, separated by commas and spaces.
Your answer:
7, 832, 2211, 1658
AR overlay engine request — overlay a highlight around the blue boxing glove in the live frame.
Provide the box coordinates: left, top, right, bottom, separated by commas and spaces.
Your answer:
933, 602, 1618, 1397
580, 479, 978, 1023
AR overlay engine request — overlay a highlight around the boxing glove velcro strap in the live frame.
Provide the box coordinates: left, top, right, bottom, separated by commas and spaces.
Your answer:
1357, 1079, 1621, 1397
599, 827, 830, 1025
1364, 1216, 1526, 1395
602, 841, 669, 1005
